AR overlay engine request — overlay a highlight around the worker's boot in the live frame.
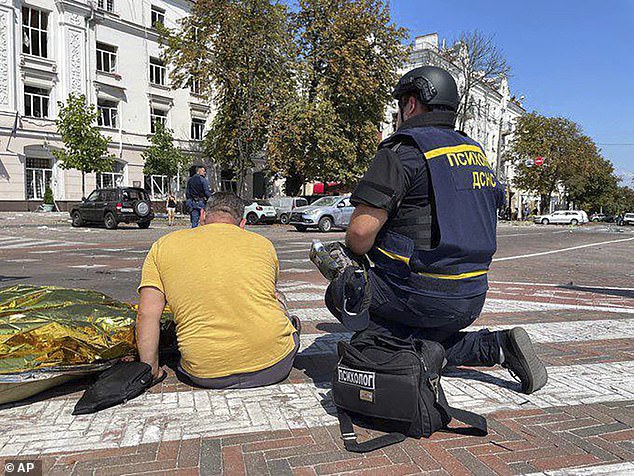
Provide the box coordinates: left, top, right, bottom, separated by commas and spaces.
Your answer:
498, 327, 548, 394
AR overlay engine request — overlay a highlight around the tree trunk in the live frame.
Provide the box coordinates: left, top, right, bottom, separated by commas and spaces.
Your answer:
540, 193, 551, 214
81, 171, 86, 199
284, 170, 304, 196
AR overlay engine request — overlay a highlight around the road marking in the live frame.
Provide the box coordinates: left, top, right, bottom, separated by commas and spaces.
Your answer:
280, 268, 314, 273
112, 268, 140, 273
1, 360, 633, 456
493, 236, 634, 262
0, 236, 83, 249
490, 280, 634, 292
276, 248, 309, 256
68, 264, 109, 269
279, 258, 310, 264
298, 317, 634, 354
292, 298, 634, 323
286, 292, 325, 302
522, 462, 634, 476
3, 259, 41, 263
497, 230, 569, 238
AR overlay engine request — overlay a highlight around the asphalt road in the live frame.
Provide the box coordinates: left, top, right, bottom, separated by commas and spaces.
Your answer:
0, 212, 632, 302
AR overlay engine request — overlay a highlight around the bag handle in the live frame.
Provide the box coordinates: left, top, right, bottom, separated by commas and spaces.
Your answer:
337, 407, 406, 453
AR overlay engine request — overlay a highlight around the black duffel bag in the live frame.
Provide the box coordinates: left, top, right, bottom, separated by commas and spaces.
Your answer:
332, 332, 487, 452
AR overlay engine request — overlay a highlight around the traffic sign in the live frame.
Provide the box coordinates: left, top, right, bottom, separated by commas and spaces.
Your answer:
535, 156, 544, 166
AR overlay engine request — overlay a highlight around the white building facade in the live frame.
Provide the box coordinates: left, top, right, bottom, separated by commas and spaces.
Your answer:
0, 0, 213, 211
384, 33, 526, 212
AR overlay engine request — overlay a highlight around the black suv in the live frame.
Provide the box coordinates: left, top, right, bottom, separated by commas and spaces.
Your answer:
70, 187, 154, 229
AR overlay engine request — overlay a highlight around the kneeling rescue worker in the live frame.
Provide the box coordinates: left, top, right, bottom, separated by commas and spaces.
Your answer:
323, 65, 548, 394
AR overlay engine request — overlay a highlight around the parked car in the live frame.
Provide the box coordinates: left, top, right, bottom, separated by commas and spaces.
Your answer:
621, 213, 634, 225
243, 200, 277, 225
533, 210, 588, 225
70, 187, 154, 230
268, 197, 309, 224
289, 195, 354, 232
590, 213, 616, 223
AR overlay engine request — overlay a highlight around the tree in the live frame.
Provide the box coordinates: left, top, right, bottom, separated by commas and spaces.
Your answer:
53, 94, 114, 197
507, 113, 620, 213
142, 122, 185, 193
160, 0, 296, 196
267, 0, 407, 186
440, 31, 511, 130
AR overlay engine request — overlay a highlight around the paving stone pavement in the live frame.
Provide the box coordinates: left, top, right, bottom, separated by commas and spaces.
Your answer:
1, 218, 634, 474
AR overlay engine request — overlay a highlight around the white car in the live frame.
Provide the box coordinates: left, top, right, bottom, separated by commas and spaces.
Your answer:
533, 210, 588, 225
268, 196, 309, 224
621, 213, 634, 225
243, 200, 277, 225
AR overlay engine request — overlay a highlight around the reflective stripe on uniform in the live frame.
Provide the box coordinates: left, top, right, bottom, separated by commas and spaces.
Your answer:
417, 269, 488, 280
424, 144, 483, 160
377, 247, 410, 264
376, 247, 488, 280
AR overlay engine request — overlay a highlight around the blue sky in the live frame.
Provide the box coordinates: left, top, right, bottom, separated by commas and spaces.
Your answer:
389, 0, 634, 184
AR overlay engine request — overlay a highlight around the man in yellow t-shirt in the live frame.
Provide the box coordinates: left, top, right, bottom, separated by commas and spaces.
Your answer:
136, 192, 299, 389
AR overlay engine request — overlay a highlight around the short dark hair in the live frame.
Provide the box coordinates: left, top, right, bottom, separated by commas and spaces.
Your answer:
398, 93, 456, 113
204, 192, 244, 222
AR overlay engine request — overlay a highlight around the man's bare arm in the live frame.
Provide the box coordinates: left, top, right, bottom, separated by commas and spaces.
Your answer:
345, 204, 389, 255
136, 286, 166, 378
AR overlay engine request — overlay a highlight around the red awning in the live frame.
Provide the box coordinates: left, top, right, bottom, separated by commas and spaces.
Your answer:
312, 182, 339, 194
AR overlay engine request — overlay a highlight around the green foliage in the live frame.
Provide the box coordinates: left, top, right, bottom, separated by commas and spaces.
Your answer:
268, 0, 408, 185
142, 122, 185, 186
43, 185, 53, 205
610, 185, 634, 214
161, 0, 296, 195
53, 94, 114, 197
507, 113, 620, 213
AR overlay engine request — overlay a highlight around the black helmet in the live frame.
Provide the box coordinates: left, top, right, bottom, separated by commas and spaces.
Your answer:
392, 66, 459, 112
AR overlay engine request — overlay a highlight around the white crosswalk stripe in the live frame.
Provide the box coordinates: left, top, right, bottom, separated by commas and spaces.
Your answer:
1, 360, 633, 456
297, 317, 634, 355
0, 235, 83, 250
522, 462, 634, 476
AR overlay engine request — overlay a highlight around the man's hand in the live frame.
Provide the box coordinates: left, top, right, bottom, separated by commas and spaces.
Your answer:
136, 286, 166, 378
345, 204, 388, 256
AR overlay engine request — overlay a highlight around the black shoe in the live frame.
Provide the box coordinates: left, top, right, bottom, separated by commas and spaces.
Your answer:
499, 327, 548, 394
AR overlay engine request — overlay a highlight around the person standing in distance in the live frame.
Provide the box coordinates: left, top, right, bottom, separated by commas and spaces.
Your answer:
325, 66, 548, 394
186, 165, 213, 227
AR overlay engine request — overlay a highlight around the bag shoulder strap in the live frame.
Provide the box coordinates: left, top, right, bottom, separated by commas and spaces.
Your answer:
437, 387, 487, 436
336, 407, 406, 453
445, 405, 487, 435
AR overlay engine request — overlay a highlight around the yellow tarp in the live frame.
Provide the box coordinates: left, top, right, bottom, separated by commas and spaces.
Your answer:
0, 285, 137, 374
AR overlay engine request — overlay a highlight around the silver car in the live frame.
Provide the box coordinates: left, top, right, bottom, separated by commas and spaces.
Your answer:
289, 196, 354, 232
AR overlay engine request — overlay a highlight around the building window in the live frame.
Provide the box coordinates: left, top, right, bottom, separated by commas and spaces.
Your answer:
145, 174, 169, 198
191, 118, 205, 140
190, 78, 201, 95
151, 6, 165, 29
149, 57, 166, 86
22, 7, 48, 58
25, 157, 52, 200
150, 107, 167, 133
97, 99, 118, 128
96, 161, 124, 188
24, 86, 50, 118
220, 170, 237, 193
97, 0, 114, 12
96, 42, 117, 73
